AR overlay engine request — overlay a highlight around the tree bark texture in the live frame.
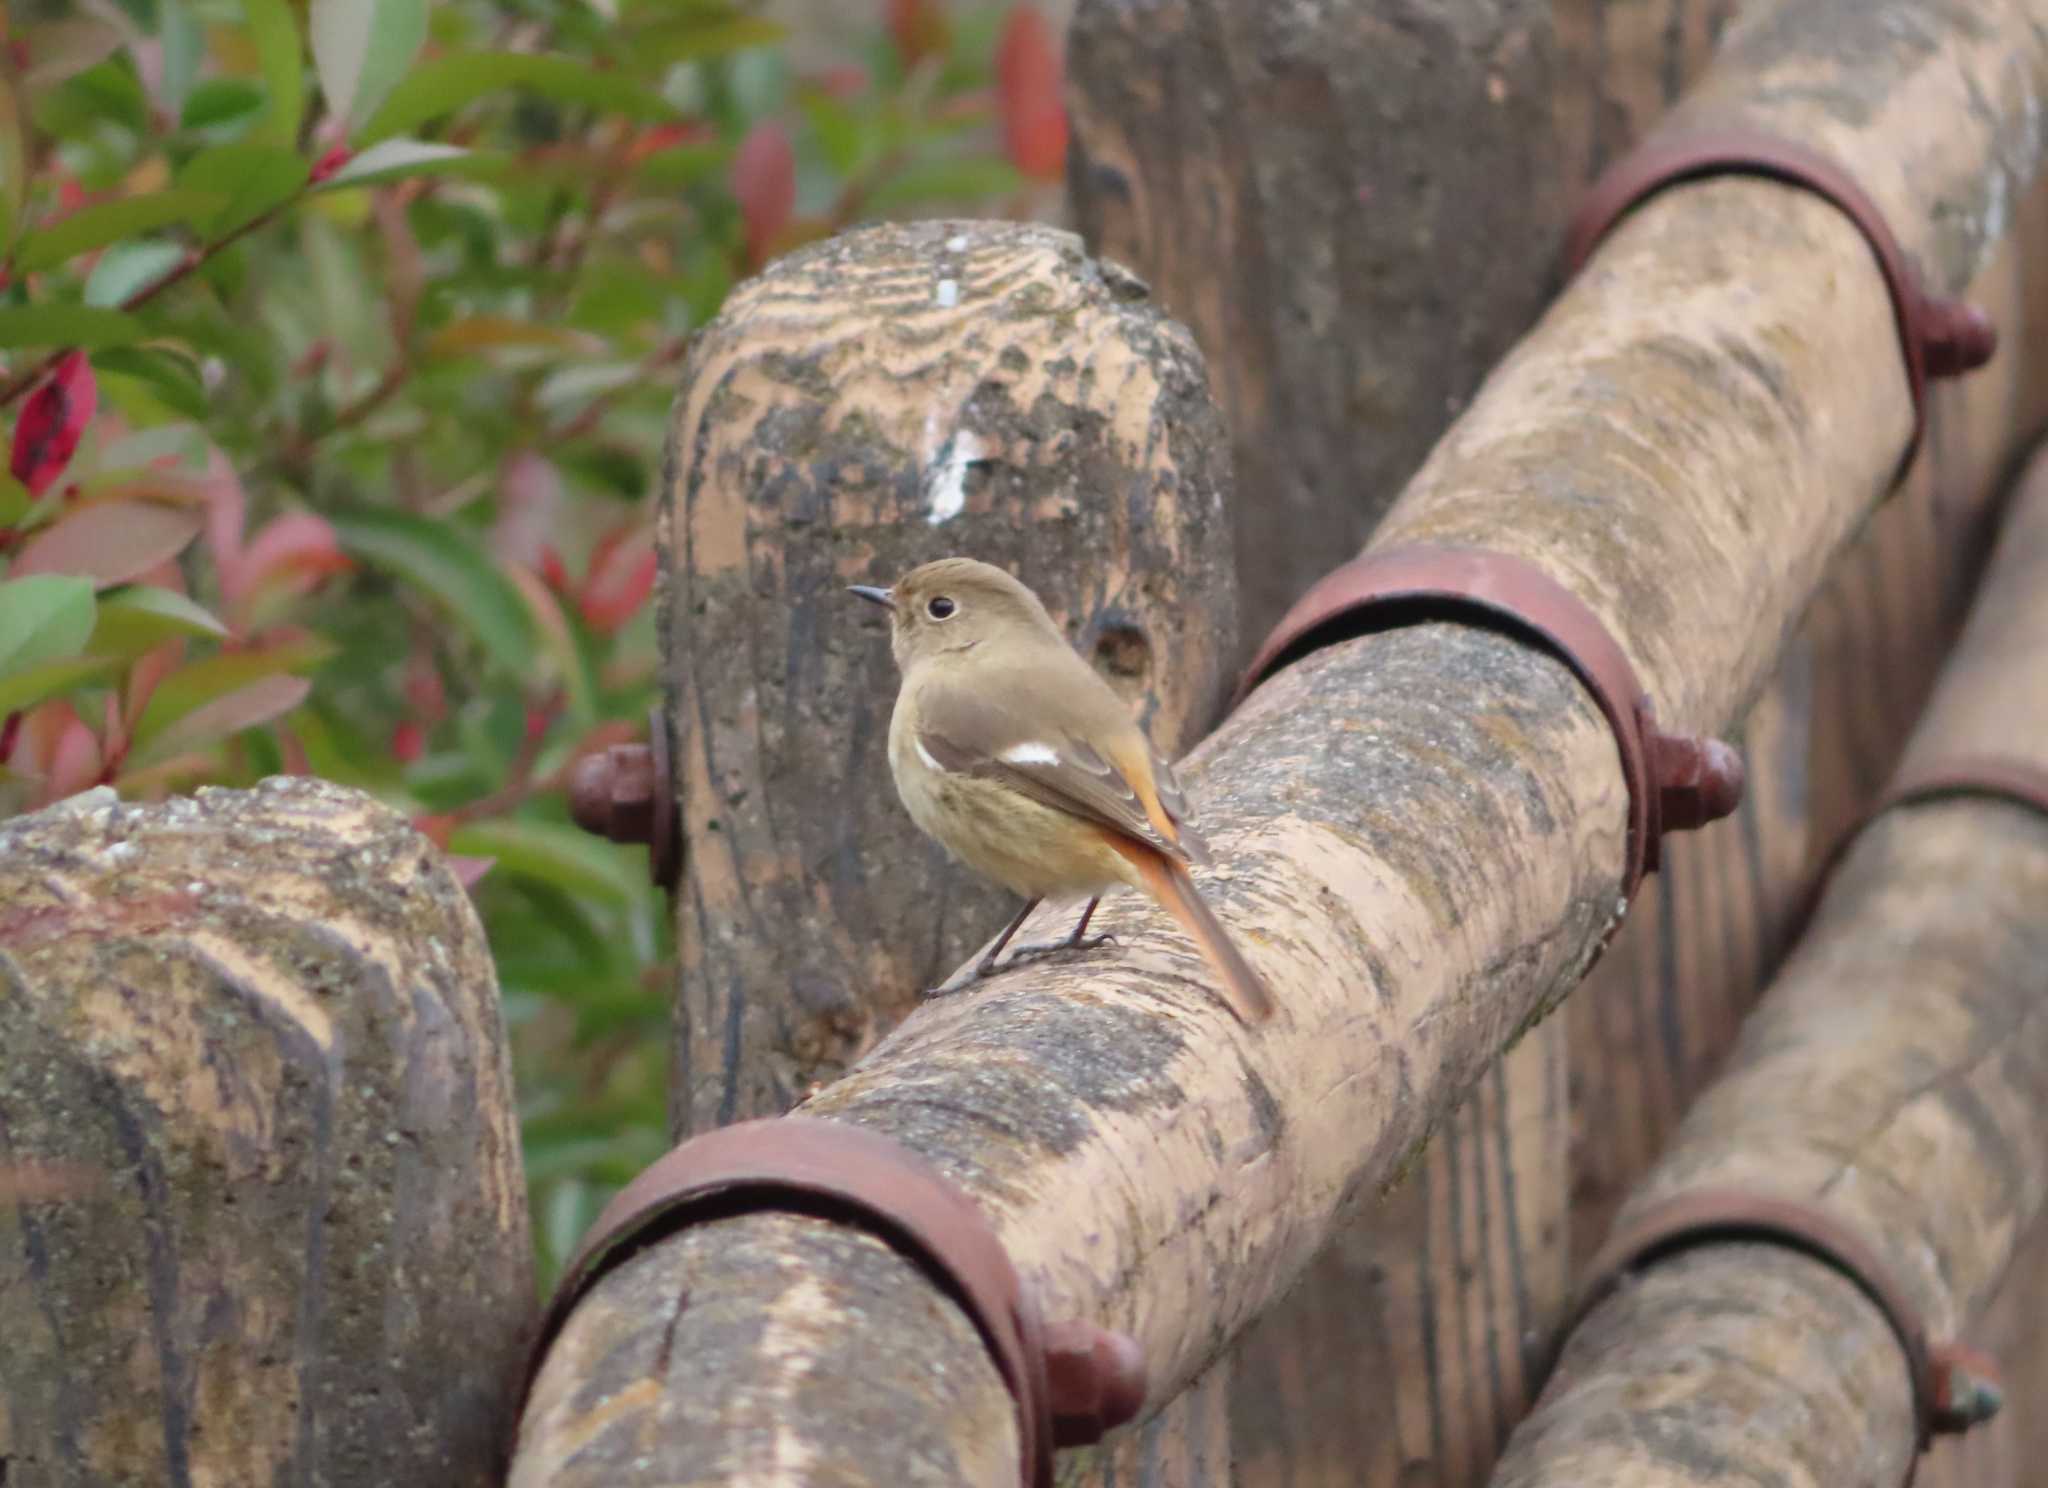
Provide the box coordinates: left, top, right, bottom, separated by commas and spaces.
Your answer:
513, 3, 2048, 1483
1490, 436, 2048, 1488
0, 778, 532, 1488
660, 218, 1241, 1139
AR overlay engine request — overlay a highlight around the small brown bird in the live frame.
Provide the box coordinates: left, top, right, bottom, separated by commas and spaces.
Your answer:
850, 557, 1273, 1024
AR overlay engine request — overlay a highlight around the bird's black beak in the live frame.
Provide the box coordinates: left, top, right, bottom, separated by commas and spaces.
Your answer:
847, 584, 895, 611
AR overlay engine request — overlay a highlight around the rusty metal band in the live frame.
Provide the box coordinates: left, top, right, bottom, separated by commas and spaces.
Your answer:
1564, 126, 1998, 482
1233, 543, 1742, 902
515, 1116, 1061, 1487
1566, 1186, 1985, 1472
1800, 753, 2048, 933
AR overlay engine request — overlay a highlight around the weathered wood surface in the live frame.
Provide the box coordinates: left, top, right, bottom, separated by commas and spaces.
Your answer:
1492, 440, 2048, 1486
661, 218, 1242, 1138
0, 778, 531, 1487
512, 1, 2048, 1482
1067, 0, 1746, 655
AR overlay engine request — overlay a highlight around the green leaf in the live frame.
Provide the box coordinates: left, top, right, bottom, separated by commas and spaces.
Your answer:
798, 88, 867, 176
865, 156, 1026, 213
156, 0, 203, 119
83, 240, 188, 308
631, 16, 785, 67
88, 584, 228, 657
179, 76, 267, 132
0, 575, 97, 680
358, 52, 671, 146
446, 818, 644, 905
0, 305, 144, 350
13, 191, 222, 274
245, 0, 306, 150
176, 143, 309, 234
311, 0, 428, 132
0, 68, 23, 248
329, 508, 534, 674
0, 654, 120, 717
0, 473, 30, 526
313, 137, 470, 190
130, 636, 334, 755
90, 345, 208, 420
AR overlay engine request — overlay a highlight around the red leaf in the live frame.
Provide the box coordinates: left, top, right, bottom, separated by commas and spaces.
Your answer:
413, 813, 454, 849
13, 500, 202, 588
0, 710, 20, 763
888, 0, 952, 66
539, 544, 571, 594
731, 121, 795, 266
402, 645, 445, 725
390, 719, 426, 764
10, 352, 97, 497
578, 525, 657, 635
624, 120, 713, 163
808, 65, 869, 102
48, 714, 103, 801
996, 4, 1068, 182
309, 145, 353, 184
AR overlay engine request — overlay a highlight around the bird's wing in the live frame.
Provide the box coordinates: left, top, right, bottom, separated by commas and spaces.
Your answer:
914, 681, 1202, 865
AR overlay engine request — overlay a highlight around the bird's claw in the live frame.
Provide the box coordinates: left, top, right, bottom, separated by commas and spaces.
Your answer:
1006, 932, 1118, 963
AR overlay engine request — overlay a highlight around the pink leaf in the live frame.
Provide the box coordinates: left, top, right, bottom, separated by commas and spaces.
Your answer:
13, 500, 202, 588
446, 855, 495, 890
48, 715, 103, 800
201, 455, 249, 581
489, 451, 564, 569
232, 512, 351, 603
125, 640, 187, 733
10, 352, 97, 497
731, 121, 795, 266
390, 718, 426, 764
144, 673, 311, 759
996, 4, 1068, 182
577, 525, 657, 635
888, 0, 951, 66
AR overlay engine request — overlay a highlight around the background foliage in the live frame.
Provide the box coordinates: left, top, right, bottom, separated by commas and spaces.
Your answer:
0, 0, 1065, 1286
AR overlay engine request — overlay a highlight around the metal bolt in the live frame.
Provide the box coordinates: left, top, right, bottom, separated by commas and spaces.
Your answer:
567, 707, 680, 891
1652, 731, 1746, 833
1931, 1345, 2004, 1432
1042, 1319, 1148, 1447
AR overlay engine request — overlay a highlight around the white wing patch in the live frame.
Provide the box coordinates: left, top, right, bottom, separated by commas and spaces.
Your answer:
915, 739, 947, 772
999, 741, 1061, 766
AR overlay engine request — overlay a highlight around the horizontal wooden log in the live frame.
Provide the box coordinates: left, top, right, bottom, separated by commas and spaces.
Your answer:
0, 778, 532, 1486
511, 2, 2048, 1482
1490, 438, 2048, 1486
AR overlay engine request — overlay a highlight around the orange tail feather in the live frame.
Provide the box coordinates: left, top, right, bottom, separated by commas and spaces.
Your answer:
1106, 835, 1274, 1025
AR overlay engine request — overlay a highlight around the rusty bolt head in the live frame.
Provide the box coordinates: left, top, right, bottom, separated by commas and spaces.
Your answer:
570, 743, 657, 847
1652, 732, 1746, 834
1931, 1345, 2004, 1432
1042, 1319, 1148, 1447
1921, 299, 1998, 379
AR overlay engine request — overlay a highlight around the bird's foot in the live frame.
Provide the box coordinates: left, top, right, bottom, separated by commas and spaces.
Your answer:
1004, 932, 1117, 964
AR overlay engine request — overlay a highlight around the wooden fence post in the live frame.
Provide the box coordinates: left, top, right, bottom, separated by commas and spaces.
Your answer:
1489, 437, 2048, 1488
510, 2, 2048, 1482
0, 778, 531, 1486
662, 218, 1241, 1138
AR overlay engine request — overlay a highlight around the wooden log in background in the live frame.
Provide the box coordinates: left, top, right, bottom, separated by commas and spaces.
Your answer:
661, 217, 1241, 1139
1072, 0, 2048, 1480
1490, 437, 2048, 1488
510, 2, 2048, 1482
0, 777, 532, 1487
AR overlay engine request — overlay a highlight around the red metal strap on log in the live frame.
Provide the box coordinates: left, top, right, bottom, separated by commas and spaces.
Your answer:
1799, 753, 2048, 934
1567, 1187, 2003, 1478
1564, 126, 1997, 482
514, 1115, 1147, 1486
1233, 544, 1743, 903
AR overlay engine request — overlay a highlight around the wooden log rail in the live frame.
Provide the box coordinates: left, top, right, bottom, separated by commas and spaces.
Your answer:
1488, 435, 2048, 1488
511, 1, 2048, 1482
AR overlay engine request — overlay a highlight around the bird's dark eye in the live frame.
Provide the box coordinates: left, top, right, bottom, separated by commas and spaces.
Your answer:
926, 596, 957, 620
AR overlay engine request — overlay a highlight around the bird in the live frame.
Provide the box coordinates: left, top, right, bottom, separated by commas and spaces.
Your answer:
848, 557, 1273, 1025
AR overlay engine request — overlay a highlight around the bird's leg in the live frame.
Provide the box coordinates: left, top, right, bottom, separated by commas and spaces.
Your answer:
1004, 896, 1115, 962
924, 897, 1041, 998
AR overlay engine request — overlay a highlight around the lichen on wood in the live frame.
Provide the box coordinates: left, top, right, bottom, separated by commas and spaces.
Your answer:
0, 777, 531, 1487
